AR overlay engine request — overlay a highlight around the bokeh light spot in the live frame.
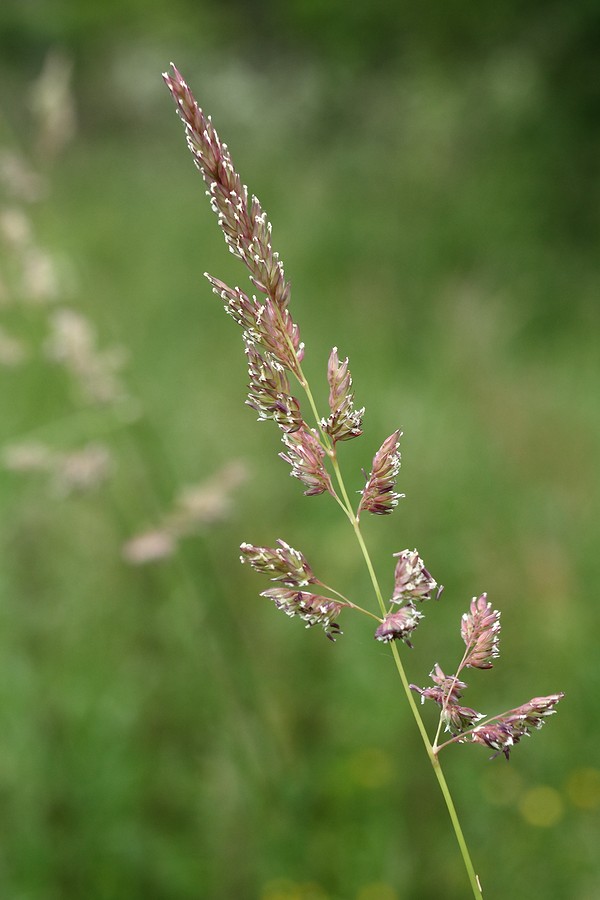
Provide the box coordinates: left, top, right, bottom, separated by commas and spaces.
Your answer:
519, 785, 564, 827
565, 767, 600, 810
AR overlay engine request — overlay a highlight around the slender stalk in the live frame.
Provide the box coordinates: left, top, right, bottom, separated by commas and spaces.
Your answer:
317, 582, 383, 623
431, 754, 483, 898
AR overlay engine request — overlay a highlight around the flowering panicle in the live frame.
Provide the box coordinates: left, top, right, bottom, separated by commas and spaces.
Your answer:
45, 308, 127, 405
461, 593, 501, 669
280, 426, 334, 496
245, 344, 303, 432
466, 693, 565, 759
321, 347, 364, 443
358, 430, 403, 517
165, 72, 564, 895
240, 539, 315, 587
3, 440, 112, 496
392, 549, 441, 603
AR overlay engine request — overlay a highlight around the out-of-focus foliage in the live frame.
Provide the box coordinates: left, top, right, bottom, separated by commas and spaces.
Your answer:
0, 4, 598, 899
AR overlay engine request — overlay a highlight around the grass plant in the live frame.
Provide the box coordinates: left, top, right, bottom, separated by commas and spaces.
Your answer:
163, 64, 564, 898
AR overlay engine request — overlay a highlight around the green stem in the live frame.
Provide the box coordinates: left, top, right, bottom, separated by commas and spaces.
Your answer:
349, 515, 388, 618
430, 754, 484, 898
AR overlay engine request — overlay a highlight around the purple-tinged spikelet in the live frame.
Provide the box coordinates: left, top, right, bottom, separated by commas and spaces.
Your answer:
428, 663, 467, 702
261, 587, 345, 641
442, 704, 485, 736
321, 347, 364, 443
410, 664, 484, 735
391, 549, 441, 604
375, 604, 423, 646
466, 693, 564, 759
245, 345, 303, 432
206, 275, 303, 377
249, 295, 304, 373
205, 276, 261, 333
240, 539, 315, 587
280, 426, 334, 496
461, 594, 501, 669
358, 430, 403, 517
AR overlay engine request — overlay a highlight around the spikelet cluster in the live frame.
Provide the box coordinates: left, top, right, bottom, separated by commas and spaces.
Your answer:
411, 594, 564, 756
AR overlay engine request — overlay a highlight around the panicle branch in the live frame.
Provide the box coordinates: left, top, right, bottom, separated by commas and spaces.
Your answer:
465, 693, 565, 759
260, 587, 346, 641
411, 590, 563, 757
239, 540, 350, 640
240, 539, 316, 587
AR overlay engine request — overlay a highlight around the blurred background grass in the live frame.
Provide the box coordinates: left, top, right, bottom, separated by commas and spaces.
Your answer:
0, 2, 599, 898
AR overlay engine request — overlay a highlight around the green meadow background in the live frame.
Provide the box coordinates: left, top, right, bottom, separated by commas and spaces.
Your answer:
0, 3, 599, 898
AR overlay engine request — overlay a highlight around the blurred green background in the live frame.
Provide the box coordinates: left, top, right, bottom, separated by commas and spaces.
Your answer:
0, 2, 599, 898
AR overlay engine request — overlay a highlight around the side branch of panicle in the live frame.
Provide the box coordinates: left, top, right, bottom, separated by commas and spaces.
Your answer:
163, 65, 291, 312
261, 588, 346, 641
321, 347, 364, 443
240, 540, 348, 640
240, 539, 315, 586
358, 430, 403, 517
466, 693, 565, 759
461, 594, 501, 669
